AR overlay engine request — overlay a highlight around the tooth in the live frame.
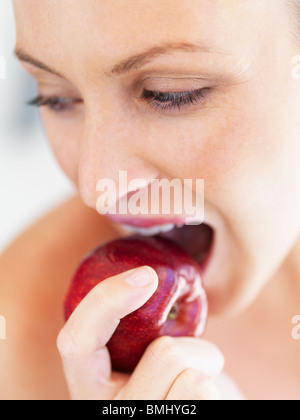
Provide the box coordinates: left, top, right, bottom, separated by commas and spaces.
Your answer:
134, 226, 161, 236
159, 224, 175, 233
122, 223, 175, 236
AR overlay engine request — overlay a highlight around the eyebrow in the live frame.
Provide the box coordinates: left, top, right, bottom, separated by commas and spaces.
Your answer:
14, 48, 64, 77
14, 41, 215, 79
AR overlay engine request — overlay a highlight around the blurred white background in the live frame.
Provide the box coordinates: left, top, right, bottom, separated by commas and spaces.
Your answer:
0, 1, 75, 254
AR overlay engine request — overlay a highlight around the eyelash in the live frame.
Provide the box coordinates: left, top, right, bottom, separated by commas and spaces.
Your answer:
27, 96, 83, 113
141, 88, 210, 112
27, 88, 210, 114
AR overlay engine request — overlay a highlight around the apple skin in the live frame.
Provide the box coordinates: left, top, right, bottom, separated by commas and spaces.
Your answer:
64, 235, 207, 373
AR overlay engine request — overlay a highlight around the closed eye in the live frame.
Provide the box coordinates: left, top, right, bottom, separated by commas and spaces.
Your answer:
27, 96, 83, 113
27, 87, 212, 115
140, 87, 211, 112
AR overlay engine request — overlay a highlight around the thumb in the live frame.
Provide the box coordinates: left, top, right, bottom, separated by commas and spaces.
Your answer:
57, 266, 158, 400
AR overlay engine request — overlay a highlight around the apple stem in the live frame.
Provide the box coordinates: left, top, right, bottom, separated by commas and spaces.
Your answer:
168, 303, 179, 320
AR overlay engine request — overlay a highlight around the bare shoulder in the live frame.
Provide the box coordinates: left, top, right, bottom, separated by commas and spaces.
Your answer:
0, 195, 119, 399
0, 195, 119, 292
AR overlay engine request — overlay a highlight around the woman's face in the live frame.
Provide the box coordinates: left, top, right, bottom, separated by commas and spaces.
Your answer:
13, 0, 300, 315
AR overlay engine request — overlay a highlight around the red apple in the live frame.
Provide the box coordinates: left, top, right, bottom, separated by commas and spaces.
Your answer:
64, 235, 207, 372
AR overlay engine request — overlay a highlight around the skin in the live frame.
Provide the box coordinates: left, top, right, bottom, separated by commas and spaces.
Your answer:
1, 0, 299, 399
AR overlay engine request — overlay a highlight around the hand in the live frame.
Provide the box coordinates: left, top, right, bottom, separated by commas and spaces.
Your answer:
57, 266, 225, 400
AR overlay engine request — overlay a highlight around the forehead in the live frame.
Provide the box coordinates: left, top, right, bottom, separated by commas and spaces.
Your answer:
13, 0, 263, 42
13, 0, 267, 76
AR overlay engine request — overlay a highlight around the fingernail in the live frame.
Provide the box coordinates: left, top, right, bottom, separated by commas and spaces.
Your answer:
124, 266, 156, 287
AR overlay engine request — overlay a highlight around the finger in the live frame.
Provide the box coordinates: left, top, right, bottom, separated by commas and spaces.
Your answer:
57, 266, 158, 400
214, 372, 246, 400
116, 336, 224, 400
166, 369, 220, 400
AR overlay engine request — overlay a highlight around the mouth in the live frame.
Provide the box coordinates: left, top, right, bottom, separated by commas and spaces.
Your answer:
107, 215, 215, 273
158, 223, 214, 272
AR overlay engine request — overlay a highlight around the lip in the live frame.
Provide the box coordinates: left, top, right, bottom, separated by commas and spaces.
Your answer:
106, 214, 190, 228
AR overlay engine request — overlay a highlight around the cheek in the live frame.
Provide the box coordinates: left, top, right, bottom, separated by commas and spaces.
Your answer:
41, 110, 82, 185
142, 80, 300, 290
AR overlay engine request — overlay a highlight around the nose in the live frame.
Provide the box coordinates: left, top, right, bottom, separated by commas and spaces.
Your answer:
77, 109, 158, 211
